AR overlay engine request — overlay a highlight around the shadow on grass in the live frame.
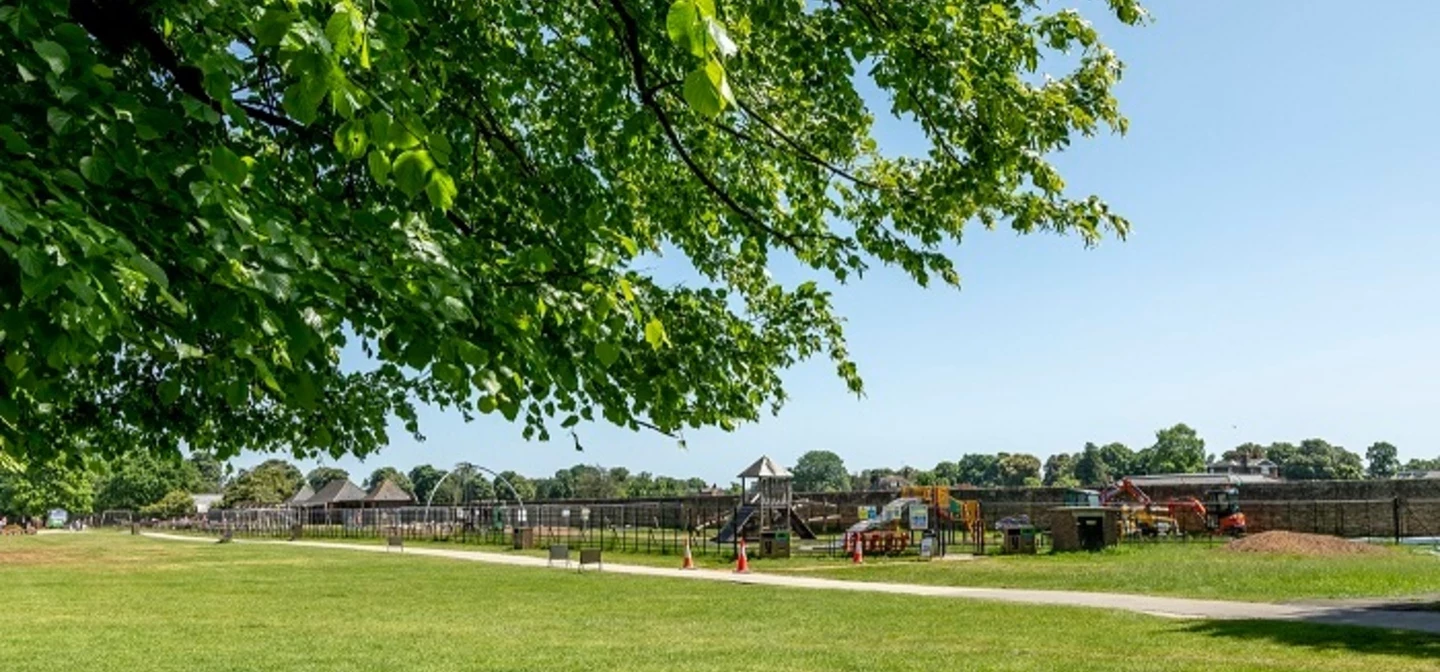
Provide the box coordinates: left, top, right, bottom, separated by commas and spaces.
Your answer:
1183, 619, 1440, 659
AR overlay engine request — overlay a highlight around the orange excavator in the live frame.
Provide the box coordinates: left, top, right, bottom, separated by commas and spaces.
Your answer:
1167, 487, 1247, 536
1102, 478, 1247, 537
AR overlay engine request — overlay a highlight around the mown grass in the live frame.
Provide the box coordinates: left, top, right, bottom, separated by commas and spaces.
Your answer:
766, 542, 1440, 603
264, 531, 1440, 603
1, 533, 1436, 671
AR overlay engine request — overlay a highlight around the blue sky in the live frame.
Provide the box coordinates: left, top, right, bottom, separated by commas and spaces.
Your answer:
247, 2, 1440, 483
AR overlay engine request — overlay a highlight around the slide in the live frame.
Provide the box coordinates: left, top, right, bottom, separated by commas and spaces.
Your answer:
787, 509, 818, 540
713, 505, 756, 543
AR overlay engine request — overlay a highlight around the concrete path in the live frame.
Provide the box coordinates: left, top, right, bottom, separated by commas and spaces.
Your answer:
142, 532, 1440, 635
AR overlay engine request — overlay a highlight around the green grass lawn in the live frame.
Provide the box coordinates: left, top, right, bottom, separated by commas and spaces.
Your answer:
1, 534, 1436, 671
249, 531, 1440, 603
764, 542, 1440, 603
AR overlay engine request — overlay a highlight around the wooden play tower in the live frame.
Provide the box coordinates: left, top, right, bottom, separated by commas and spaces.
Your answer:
714, 456, 815, 555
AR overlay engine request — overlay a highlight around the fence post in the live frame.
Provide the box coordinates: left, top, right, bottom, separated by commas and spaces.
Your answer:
1392, 497, 1401, 545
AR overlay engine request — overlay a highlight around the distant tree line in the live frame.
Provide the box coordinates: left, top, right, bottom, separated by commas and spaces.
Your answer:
3, 423, 1436, 517
790, 425, 1432, 492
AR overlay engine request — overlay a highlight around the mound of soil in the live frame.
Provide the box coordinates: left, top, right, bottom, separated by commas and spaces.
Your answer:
1224, 531, 1389, 556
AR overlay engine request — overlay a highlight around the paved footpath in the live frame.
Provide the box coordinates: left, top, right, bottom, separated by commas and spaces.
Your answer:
144, 532, 1440, 635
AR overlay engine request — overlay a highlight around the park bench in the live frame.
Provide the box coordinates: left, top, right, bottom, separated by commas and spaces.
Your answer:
548, 544, 570, 568
579, 548, 602, 572
386, 534, 404, 553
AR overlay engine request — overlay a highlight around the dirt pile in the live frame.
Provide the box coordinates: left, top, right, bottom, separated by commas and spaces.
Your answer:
1223, 531, 1389, 556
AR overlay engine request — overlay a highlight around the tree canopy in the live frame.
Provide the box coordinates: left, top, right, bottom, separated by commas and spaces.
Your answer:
304, 466, 350, 490
1, 0, 1143, 466
1274, 439, 1363, 481
1135, 423, 1205, 475
792, 450, 849, 492
363, 465, 412, 493
1365, 441, 1399, 480
221, 458, 301, 507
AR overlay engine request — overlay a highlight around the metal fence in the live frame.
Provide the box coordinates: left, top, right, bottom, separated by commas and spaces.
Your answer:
100, 495, 981, 558
94, 495, 1440, 555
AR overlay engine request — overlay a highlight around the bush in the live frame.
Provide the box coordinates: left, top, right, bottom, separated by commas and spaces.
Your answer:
140, 490, 197, 519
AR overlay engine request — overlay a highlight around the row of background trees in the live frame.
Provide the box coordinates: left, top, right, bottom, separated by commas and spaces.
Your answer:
4, 424, 1438, 518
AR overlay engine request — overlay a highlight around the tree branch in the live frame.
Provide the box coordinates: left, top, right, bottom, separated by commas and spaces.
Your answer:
70, 0, 309, 135
598, 0, 817, 250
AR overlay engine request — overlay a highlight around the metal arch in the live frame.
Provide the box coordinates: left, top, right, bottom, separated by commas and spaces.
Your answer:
424, 463, 525, 525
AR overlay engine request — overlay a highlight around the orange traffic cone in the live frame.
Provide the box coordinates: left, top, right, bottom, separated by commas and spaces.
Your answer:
734, 538, 751, 574
851, 533, 864, 565
681, 539, 696, 570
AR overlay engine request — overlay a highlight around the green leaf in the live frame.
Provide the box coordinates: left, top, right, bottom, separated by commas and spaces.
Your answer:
644, 318, 667, 350
366, 149, 391, 184
210, 146, 249, 186
325, 10, 358, 55
32, 40, 68, 75
128, 254, 169, 290
0, 125, 31, 154
282, 75, 329, 125
456, 342, 489, 367
390, 0, 420, 20
704, 17, 738, 58
476, 395, 497, 414
693, 0, 716, 16
682, 66, 724, 117
707, 58, 735, 106
439, 295, 469, 321
392, 149, 434, 198
595, 342, 620, 367
0, 398, 17, 430
333, 120, 368, 160
46, 108, 73, 134
16, 246, 43, 277
425, 168, 457, 211
666, 1, 699, 46
253, 9, 295, 47
386, 119, 421, 149
79, 155, 113, 185
158, 378, 181, 405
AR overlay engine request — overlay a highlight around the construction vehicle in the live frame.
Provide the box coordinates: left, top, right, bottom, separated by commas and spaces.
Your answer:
1100, 478, 1179, 537
1167, 487, 1246, 536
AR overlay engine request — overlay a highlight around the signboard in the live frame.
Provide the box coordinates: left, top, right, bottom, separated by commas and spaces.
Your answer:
908, 505, 929, 531
581, 507, 591, 524
47, 509, 68, 529
856, 506, 870, 521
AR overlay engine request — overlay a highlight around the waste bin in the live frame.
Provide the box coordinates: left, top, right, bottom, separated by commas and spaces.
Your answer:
760, 531, 791, 558
513, 527, 535, 550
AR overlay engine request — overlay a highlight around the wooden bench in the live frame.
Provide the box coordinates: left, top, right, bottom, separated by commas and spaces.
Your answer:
578, 548, 602, 571
548, 544, 570, 568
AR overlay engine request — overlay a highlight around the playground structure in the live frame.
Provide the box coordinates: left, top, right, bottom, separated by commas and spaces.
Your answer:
841, 485, 982, 557
712, 456, 815, 557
